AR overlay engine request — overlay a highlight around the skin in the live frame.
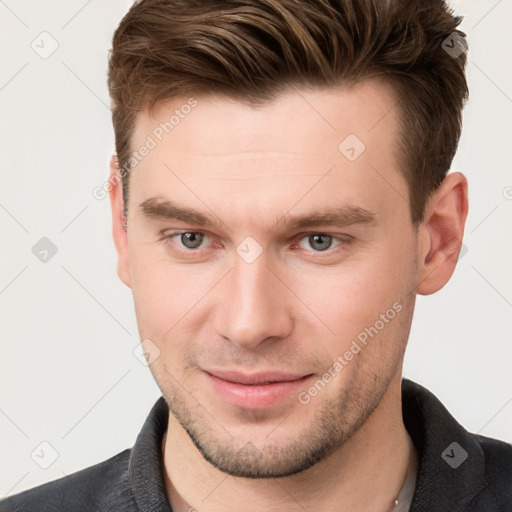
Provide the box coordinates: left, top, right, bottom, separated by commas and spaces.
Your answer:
109, 78, 468, 512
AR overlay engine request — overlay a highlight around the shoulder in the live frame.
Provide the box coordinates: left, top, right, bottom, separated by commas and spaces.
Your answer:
0, 449, 137, 512
401, 379, 512, 511
469, 432, 512, 510
477, 432, 512, 474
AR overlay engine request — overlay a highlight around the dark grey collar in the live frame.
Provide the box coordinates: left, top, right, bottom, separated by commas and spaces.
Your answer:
402, 379, 487, 511
129, 396, 172, 512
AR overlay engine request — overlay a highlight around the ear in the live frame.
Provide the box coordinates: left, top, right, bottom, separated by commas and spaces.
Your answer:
109, 155, 131, 288
415, 172, 469, 295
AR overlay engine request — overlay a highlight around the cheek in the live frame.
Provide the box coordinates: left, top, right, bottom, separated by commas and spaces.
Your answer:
293, 272, 385, 349
129, 259, 207, 387
128, 247, 230, 368
289, 244, 414, 349
128, 247, 199, 338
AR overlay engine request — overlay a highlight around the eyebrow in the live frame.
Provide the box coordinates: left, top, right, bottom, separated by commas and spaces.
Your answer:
139, 197, 377, 233
140, 197, 225, 230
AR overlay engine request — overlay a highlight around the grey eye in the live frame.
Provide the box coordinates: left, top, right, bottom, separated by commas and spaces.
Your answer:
180, 232, 205, 249
307, 234, 333, 251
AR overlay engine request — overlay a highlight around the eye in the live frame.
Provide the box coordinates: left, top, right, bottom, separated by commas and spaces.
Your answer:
167, 231, 208, 249
297, 233, 340, 252
178, 232, 206, 249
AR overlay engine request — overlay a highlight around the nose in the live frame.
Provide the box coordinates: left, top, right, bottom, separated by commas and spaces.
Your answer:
213, 251, 294, 349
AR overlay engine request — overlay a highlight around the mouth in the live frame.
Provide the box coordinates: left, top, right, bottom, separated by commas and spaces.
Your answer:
202, 369, 314, 409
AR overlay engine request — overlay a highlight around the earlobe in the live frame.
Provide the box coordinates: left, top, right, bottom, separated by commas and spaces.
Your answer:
415, 172, 469, 296
109, 155, 132, 288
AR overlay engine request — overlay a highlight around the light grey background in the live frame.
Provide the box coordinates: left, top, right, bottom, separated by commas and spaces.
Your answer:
1, 0, 511, 497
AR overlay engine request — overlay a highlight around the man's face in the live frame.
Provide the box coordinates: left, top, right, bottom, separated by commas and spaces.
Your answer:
120, 80, 420, 478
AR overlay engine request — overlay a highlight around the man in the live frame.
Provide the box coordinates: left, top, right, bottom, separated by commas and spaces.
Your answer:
2, 0, 511, 511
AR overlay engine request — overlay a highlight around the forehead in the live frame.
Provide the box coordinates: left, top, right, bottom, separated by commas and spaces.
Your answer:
127, 79, 407, 227
134, 78, 398, 158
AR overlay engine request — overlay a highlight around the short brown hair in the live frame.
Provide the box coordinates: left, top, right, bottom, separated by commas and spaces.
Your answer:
108, 0, 468, 224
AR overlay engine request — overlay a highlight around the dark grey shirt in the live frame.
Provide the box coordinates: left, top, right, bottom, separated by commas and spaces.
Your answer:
1, 379, 511, 511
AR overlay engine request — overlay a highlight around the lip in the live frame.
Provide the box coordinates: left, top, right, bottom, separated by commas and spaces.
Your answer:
203, 369, 313, 409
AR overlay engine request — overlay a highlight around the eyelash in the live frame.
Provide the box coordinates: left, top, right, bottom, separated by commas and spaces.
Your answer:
158, 230, 352, 257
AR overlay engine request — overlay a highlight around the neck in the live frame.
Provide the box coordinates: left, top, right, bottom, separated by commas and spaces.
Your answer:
162, 374, 415, 512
